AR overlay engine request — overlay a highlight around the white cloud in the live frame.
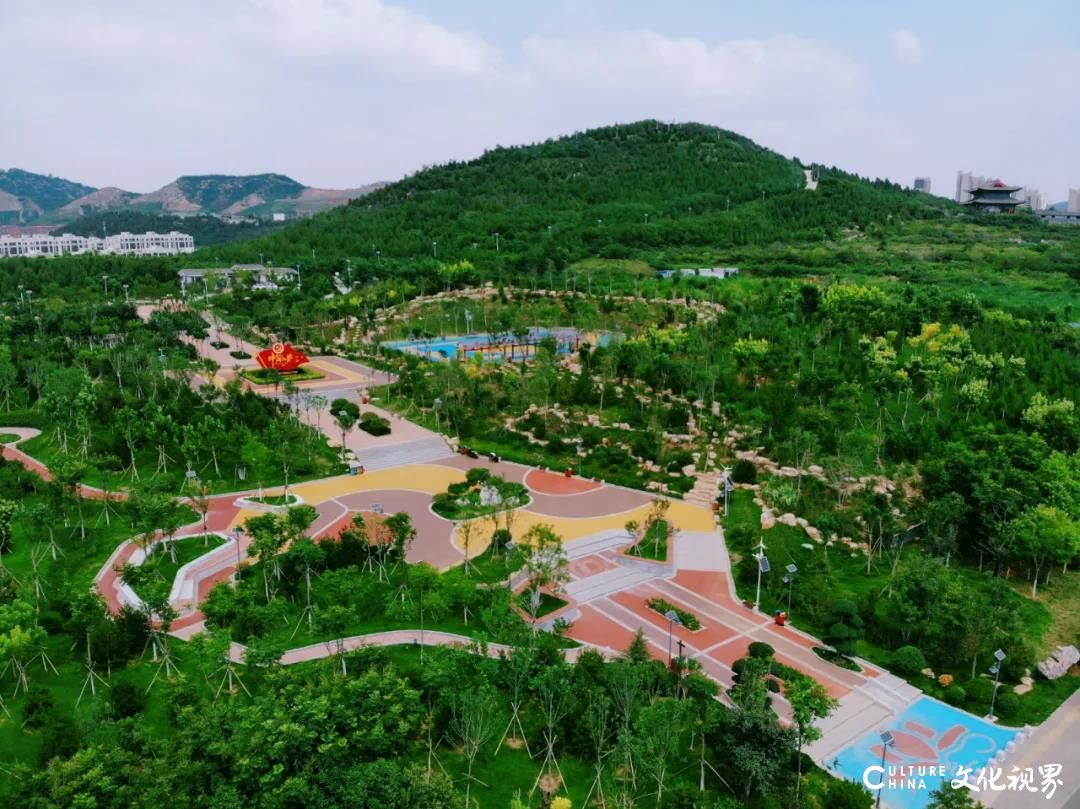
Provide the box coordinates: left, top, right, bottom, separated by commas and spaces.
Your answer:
243, 0, 501, 79
522, 31, 865, 107
889, 29, 924, 64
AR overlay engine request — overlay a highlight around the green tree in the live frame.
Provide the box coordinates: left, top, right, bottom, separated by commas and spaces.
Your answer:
1009, 505, 1080, 597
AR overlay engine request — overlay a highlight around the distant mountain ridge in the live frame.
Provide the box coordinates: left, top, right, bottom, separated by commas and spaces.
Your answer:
0, 168, 383, 227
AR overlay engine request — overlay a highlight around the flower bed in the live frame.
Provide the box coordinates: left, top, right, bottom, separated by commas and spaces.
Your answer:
646, 597, 701, 630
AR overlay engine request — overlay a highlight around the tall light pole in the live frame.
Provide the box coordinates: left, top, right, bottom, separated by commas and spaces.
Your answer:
721, 465, 733, 517
783, 564, 798, 613
433, 397, 442, 433
664, 609, 682, 666
336, 409, 350, 465
233, 527, 242, 578
753, 538, 770, 612
101, 274, 109, 299
432, 240, 437, 259
875, 731, 895, 809
122, 283, 130, 302
494, 232, 500, 252
345, 258, 352, 287
988, 649, 1007, 720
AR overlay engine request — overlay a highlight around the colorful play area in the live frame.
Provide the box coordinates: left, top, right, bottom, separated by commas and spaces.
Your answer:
384, 327, 610, 362
832, 697, 1020, 809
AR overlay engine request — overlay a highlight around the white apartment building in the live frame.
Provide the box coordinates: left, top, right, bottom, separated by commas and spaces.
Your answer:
0, 231, 195, 258
1068, 188, 1080, 214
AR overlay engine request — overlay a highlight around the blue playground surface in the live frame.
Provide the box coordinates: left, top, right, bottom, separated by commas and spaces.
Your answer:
831, 697, 1018, 809
386, 328, 604, 362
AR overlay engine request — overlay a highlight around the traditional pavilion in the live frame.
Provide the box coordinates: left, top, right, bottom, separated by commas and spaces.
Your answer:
964, 180, 1022, 213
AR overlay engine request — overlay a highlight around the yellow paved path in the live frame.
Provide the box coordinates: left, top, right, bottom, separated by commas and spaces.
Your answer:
453, 499, 715, 554
224, 465, 467, 530
225, 463, 715, 560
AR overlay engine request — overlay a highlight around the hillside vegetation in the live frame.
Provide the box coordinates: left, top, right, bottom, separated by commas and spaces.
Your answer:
212, 120, 952, 269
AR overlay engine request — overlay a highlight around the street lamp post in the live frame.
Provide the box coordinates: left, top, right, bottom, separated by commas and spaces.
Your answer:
432, 240, 437, 259
721, 465, 732, 517
494, 232, 500, 252
753, 538, 770, 612
233, 528, 242, 579
102, 274, 109, 299
988, 649, 1007, 720
433, 398, 442, 433
875, 731, 895, 809
664, 609, 682, 666
123, 283, 129, 302
336, 409, 350, 464
783, 564, 798, 613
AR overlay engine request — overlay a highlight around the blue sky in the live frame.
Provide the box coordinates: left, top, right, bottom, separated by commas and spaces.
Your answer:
3, 0, 1078, 200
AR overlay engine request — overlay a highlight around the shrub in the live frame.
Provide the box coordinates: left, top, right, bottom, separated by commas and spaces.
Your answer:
945, 685, 967, 705
994, 691, 1020, 719
666, 404, 690, 430
22, 686, 56, 729
645, 597, 701, 631
358, 411, 391, 436
492, 529, 512, 549
466, 468, 492, 485
229, 350, 251, 359
110, 680, 147, 718
731, 459, 757, 484
964, 678, 995, 706
731, 658, 746, 676
748, 641, 776, 660
331, 398, 360, 421
893, 645, 928, 676
765, 678, 780, 693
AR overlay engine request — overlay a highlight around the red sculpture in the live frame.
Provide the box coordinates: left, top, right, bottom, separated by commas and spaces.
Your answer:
256, 342, 310, 372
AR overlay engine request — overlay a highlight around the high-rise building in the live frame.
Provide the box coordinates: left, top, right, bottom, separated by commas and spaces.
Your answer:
913, 177, 932, 194
955, 171, 993, 203
1019, 187, 1045, 211
1069, 189, 1080, 213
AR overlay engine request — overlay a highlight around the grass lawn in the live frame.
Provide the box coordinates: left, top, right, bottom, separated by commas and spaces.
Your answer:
240, 366, 325, 384
628, 518, 670, 561
247, 494, 300, 506
17, 427, 340, 495
1009, 569, 1080, 658
0, 432, 23, 443
152, 533, 227, 587
517, 591, 569, 619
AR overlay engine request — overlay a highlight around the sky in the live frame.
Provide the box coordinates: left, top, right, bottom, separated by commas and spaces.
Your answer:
3, 0, 1079, 201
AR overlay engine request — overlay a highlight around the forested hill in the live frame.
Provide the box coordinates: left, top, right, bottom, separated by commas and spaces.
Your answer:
208, 120, 953, 269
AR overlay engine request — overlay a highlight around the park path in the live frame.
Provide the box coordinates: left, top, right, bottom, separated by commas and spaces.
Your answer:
218, 628, 600, 666
2, 428, 124, 500
981, 687, 1080, 809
